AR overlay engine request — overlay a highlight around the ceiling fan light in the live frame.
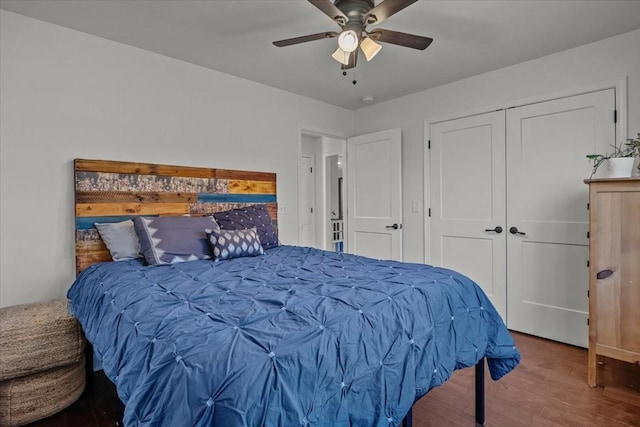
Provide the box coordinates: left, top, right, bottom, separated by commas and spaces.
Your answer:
337, 30, 359, 53
360, 37, 382, 61
331, 47, 351, 65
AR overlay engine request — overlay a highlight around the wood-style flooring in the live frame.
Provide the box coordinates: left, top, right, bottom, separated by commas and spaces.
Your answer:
25, 332, 640, 426
416, 332, 640, 426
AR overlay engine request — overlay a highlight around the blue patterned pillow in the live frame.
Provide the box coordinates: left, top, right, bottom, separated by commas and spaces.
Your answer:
213, 204, 278, 250
132, 216, 217, 265
206, 227, 264, 261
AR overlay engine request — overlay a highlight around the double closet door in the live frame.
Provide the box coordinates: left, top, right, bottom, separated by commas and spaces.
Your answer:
429, 89, 615, 347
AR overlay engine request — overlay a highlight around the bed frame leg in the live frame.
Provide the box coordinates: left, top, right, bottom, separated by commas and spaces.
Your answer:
84, 341, 94, 387
475, 357, 485, 426
401, 406, 413, 427
403, 358, 484, 427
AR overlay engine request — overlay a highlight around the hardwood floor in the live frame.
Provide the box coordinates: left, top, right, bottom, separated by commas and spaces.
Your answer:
25, 332, 640, 426
414, 332, 640, 426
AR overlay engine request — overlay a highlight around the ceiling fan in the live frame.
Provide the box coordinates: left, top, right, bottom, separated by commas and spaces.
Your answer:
273, 0, 432, 70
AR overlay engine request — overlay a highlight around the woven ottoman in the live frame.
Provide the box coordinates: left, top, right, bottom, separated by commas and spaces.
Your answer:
0, 300, 86, 426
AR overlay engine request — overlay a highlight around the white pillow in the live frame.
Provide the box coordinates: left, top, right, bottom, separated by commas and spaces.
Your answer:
95, 220, 142, 261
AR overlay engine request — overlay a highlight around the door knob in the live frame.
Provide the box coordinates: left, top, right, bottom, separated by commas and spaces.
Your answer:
484, 226, 503, 234
386, 224, 400, 230
509, 226, 526, 236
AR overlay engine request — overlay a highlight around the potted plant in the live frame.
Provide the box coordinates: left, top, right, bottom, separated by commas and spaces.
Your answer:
631, 133, 640, 177
587, 133, 640, 178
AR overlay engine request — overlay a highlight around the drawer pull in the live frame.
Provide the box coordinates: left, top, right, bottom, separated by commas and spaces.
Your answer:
596, 269, 613, 280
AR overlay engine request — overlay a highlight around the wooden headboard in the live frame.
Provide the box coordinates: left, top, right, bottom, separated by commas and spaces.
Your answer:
74, 159, 277, 274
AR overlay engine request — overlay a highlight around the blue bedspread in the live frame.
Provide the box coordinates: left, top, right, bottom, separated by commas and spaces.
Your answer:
68, 245, 520, 426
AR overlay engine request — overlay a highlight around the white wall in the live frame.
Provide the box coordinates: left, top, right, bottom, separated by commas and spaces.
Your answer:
354, 29, 640, 264
0, 11, 354, 307
3, 9, 638, 307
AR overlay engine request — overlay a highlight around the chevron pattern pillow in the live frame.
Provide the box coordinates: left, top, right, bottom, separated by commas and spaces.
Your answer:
132, 216, 217, 265
206, 227, 264, 261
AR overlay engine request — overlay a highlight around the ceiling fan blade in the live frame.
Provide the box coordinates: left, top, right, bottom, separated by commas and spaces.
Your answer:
308, 0, 348, 25
273, 31, 338, 47
341, 50, 358, 70
371, 28, 433, 50
364, 0, 417, 25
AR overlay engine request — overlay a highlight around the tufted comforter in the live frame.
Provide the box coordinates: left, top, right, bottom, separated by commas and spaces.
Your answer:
68, 245, 520, 427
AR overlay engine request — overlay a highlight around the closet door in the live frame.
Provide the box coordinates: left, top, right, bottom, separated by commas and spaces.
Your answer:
429, 111, 507, 320
506, 89, 615, 348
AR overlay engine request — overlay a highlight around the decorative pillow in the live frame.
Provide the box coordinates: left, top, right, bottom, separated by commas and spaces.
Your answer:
132, 216, 218, 265
206, 227, 264, 261
95, 220, 142, 261
213, 204, 278, 250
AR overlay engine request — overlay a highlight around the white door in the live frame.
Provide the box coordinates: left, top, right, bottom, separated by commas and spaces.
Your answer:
347, 128, 402, 260
429, 111, 507, 320
506, 89, 615, 347
298, 156, 315, 247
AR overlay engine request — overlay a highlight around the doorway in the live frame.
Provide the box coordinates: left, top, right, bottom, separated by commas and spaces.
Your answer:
299, 132, 347, 251
326, 154, 345, 252
299, 128, 403, 260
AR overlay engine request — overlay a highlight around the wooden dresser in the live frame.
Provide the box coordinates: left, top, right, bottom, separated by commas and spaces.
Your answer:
585, 177, 640, 387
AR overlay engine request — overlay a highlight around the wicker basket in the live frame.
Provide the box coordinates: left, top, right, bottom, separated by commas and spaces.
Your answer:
0, 356, 86, 426
0, 300, 87, 426
0, 300, 85, 381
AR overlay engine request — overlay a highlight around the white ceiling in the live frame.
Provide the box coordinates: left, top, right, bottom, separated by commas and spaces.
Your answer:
3, 0, 640, 110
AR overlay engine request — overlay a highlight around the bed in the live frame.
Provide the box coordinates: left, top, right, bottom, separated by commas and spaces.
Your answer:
68, 159, 520, 427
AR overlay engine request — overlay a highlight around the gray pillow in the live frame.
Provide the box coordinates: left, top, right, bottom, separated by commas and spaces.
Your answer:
132, 216, 218, 265
95, 220, 142, 261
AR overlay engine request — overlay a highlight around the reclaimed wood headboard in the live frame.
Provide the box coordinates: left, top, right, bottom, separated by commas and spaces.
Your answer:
74, 159, 277, 274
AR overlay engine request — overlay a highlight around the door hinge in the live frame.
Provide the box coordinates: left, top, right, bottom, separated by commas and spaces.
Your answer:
310, 167, 313, 173
428, 208, 431, 217
587, 203, 589, 211
428, 140, 431, 150
614, 109, 617, 123
310, 207, 313, 213
587, 231, 590, 239
587, 260, 590, 267
587, 290, 590, 298
587, 318, 589, 326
